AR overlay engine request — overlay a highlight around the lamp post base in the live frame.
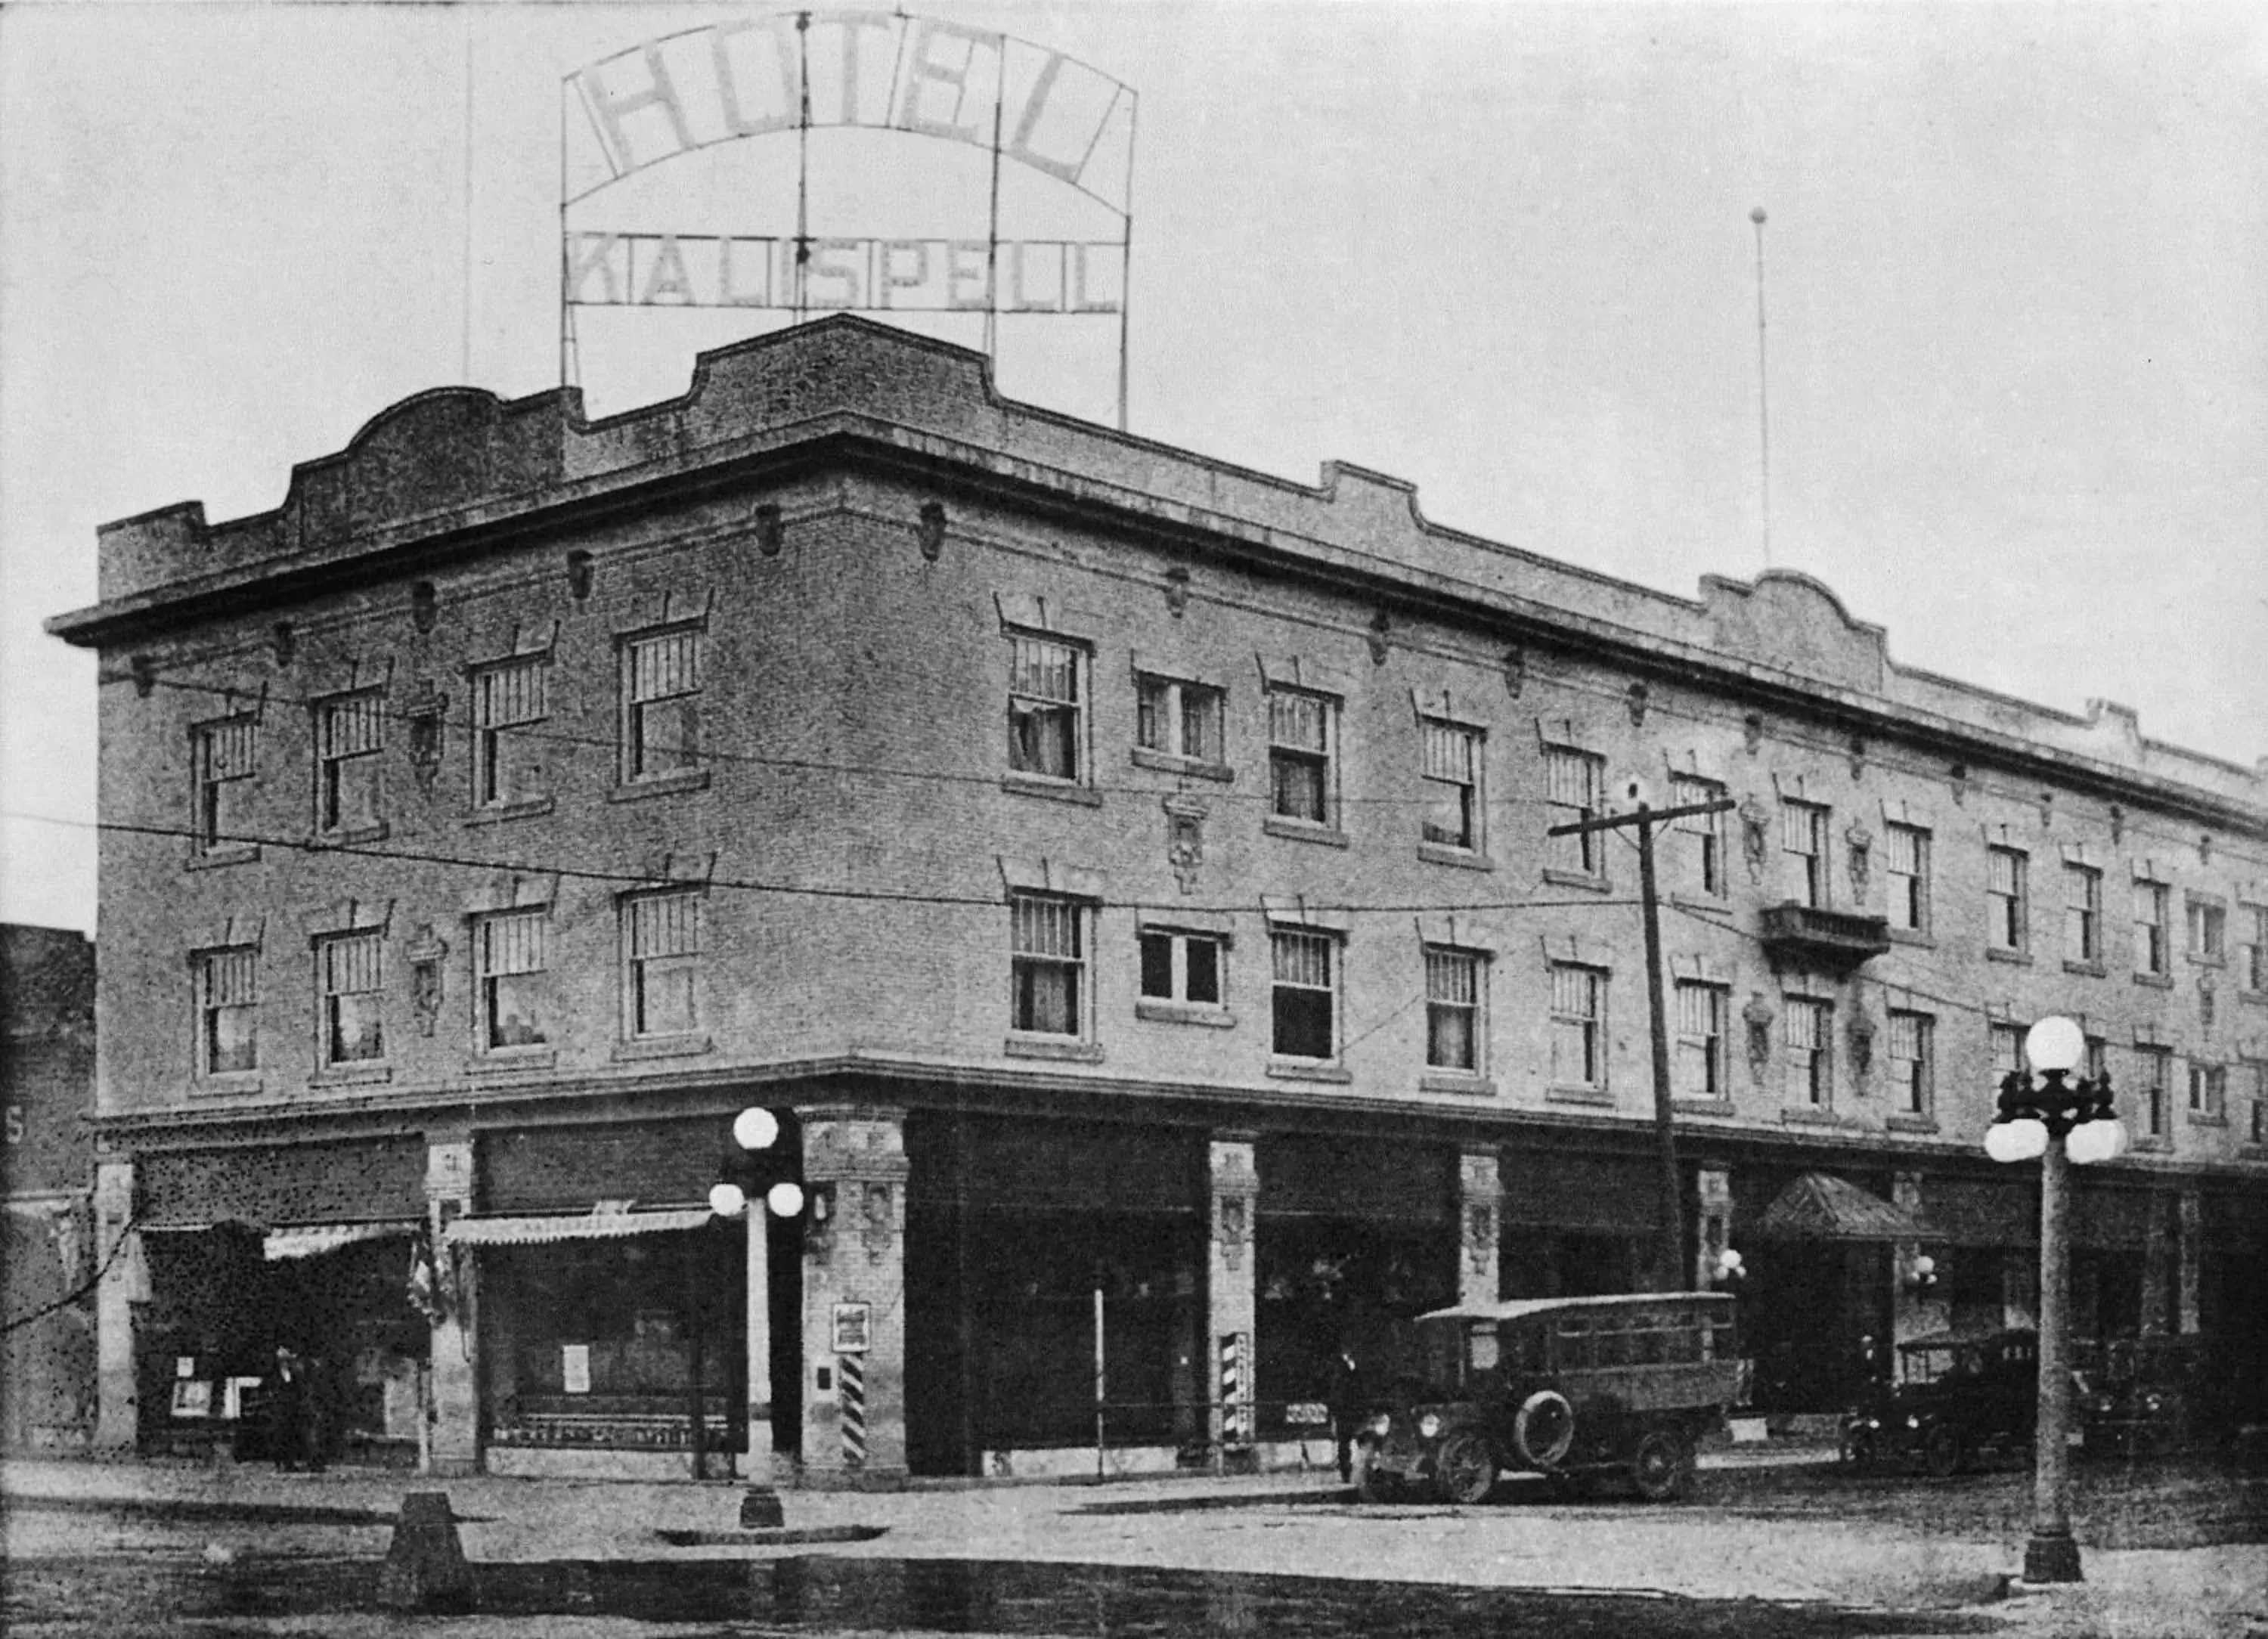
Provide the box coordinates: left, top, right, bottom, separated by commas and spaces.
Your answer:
738, 1486, 785, 1529
2022, 1532, 2084, 1585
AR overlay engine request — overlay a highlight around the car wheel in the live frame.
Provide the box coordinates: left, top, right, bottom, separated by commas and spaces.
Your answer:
1433, 1432, 1498, 1505
1513, 1389, 1577, 1469
1628, 1427, 1693, 1503
1842, 1430, 1879, 1476
1921, 1423, 1964, 1478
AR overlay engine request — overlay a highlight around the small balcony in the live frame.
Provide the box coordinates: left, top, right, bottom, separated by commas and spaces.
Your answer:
1758, 902, 1892, 971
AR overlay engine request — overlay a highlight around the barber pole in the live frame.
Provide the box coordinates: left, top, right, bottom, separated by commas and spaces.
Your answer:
836, 1352, 866, 1468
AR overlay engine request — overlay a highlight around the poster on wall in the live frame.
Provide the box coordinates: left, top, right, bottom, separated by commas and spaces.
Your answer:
561, 1343, 592, 1394
170, 1380, 213, 1418
832, 1302, 872, 1354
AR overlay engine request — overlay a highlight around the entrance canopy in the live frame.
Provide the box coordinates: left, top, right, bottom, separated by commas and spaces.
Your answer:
1751, 1173, 1943, 1242
262, 1222, 417, 1262
446, 1206, 713, 1247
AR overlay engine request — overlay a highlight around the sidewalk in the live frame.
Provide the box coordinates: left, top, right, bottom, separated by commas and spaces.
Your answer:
5, 1451, 2261, 1637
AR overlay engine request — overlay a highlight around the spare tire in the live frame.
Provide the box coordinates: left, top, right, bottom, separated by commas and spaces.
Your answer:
1512, 1388, 1576, 1469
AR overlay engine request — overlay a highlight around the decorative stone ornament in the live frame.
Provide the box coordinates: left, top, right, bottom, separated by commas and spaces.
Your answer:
405, 924, 449, 1036
1845, 820, 1873, 898
1848, 735, 1867, 780
1163, 565, 1191, 618
1743, 993, 1776, 1085
271, 622, 296, 667
754, 503, 783, 556
411, 581, 438, 634
1367, 609, 1390, 665
1163, 793, 1207, 894
1216, 1194, 1249, 1271
404, 682, 448, 798
1849, 1008, 1877, 1077
916, 500, 947, 562
1743, 712, 1765, 755
2108, 804, 2125, 845
1625, 681, 1650, 726
1947, 762, 1969, 806
2197, 969, 2216, 1031
131, 655, 157, 698
565, 550, 595, 602
1739, 795, 1771, 885
1466, 1204, 1495, 1278
1501, 646, 1526, 699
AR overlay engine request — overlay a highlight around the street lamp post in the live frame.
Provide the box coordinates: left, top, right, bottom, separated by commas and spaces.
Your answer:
709, 1106, 805, 1528
1984, 1015, 2126, 1585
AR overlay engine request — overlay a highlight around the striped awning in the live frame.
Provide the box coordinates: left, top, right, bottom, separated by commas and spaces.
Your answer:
1752, 1173, 1944, 1243
446, 1207, 714, 1247
264, 1222, 417, 1261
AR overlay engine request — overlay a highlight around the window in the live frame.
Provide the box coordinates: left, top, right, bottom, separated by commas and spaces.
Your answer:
476, 910, 550, 1050
1785, 996, 1833, 1105
2084, 1033, 2108, 1088
1989, 1022, 2025, 1082
624, 891, 702, 1039
1545, 748, 1606, 875
1271, 929, 1338, 1060
192, 717, 257, 853
2189, 1061, 2225, 1120
2242, 906, 2267, 994
1139, 928, 1224, 1007
316, 692, 383, 834
1671, 776, 1726, 897
1134, 675, 1222, 767
472, 659, 548, 807
1888, 1011, 1933, 1117
1550, 964, 1605, 1090
2136, 1046, 2171, 1139
2064, 863, 2102, 965
1987, 846, 2028, 953
1267, 690, 1337, 826
2187, 897, 2226, 964
197, 947, 259, 1075
1885, 823, 1929, 933
2251, 1065, 2267, 1146
1006, 633, 1084, 782
1674, 981, 1729, 1100
1009, 894, 1087, 1037
318, 932, 384, 1065
2133, 880, 2170, 976
622, 627, 700, 781
1782, 801, 1829, 907
1420, 721, 1482, 852
1424, 947, 1483, 1073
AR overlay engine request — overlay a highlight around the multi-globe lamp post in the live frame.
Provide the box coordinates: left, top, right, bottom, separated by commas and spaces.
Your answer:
707, 1107, 803, 1526
1983, 1015, 2127, 1585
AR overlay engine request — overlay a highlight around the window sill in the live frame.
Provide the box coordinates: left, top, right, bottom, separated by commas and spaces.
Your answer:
2132, 971, 2175, 990
1135, 1000, 1236, 1029
1780, 1104, 1859, 1129
189, 1074, 264, 1098
2131, 1135, 2172, 1153
1418, 843, 1493, 871
2186, 1111, 2227, 1128
1267, 1060, 1352, 1084
1671, 1098, 1737, 1118
186, 845, 260, 871
311, 1063, 392, 1089
1886, 1114, 1941, 1134
1263, 816, 1349, 848
1001, 773, 1104, 807
2063, 959, 2107, 978
1129, 748, 1233, 782
1672, 893, 1732, 918
1003, 1035, 1105, 1062
1420, 1073, 1496, 1097
312, 823, 390, 849
1541, 869, 1610, 893
1886, 928, 1933, 948
2239, 1145, 2268, 1163
1545, 1085, 1612, 1107
610, 769, 710, 803
612, 1033, 712, 1062
1987, 947, 2031, 965
464, 796, 556, 827
2239, 989, 2268, 1007
2187, 953, 2226, 969
466, 1048, 559, 1076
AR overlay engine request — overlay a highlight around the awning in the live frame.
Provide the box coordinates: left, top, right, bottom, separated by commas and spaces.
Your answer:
1751, 1173, 1944, 1243
446, 1207, 714, 1247
263, 1222, 417, 1262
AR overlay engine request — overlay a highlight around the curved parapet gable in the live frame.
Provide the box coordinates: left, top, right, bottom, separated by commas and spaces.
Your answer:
1700, 571, 1888, 696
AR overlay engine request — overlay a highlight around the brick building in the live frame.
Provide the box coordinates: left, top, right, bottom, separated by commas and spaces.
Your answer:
46, 317, 2268, 1480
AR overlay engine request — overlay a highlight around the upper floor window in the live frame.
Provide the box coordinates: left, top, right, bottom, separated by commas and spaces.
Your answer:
2250, 1064, 2267, 1146
472, 658, 549, 808
1545, 748, 1606, 876
2084, 1033, 2108, 1086
2133, 879, 2170, 977
1989, 1021, 2025, 1083
1670, 776, 1725, 897
2186, 897, 2226, 964
1267, 689, 1337, 827
476, 909, 550, 1051
1139, 927, 1224, 1008
1888, 1010, 1933, 1118
1134, 674, 1222, 767
623, 891, 702, 1039
1006, 633, 1086, 783
1424, 946, 1484, 1073
622, 627, 701, 782
2064, 863, 2102, 965
2136, 1046, 2171, 1139
1009, 893, 1089, 1038
2189, 1061, 2225, 1121
1986, 846, 2028, 954
1270, 928, 1340, 1061
1420, 721, 1483, 853
1885, 823, 1929, 933
1782, 801, 1829, 908
192, 717, 258, 854
197, 947, 259, 1076
316, 692, 384, 835
2241, 905, 2268, 994
1549, 963, 1606, 1090
318, 931, 385, 1066
1674, 981, 1728, 1100
1784, 996, 1833, 1105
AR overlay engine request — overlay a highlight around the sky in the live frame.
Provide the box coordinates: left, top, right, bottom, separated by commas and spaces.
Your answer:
2, 1, 2263, 934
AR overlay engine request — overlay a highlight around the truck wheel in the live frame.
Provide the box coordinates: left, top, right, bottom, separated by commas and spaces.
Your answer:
1513, 1390, 1576, 1469
1433, 1432, 1497, 1504
1628, 1427, 1693, 1502
1922, 1424, 1964, 1478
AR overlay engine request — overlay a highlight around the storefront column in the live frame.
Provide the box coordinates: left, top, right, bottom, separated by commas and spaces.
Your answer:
1457, 1149, 1501, 1306
1892, 1171, 1944, 1343
798, 1105, 909, 1489
2140, 1192, 2173, 1337
1206, 1134, 1258, 1467
91, 1159, 143, 1452
1693, 1167, 1732, 1294
2177, 1191, 2201, 1336
424, 1135, 478, 1473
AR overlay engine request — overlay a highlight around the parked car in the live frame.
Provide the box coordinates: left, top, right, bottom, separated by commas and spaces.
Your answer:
2075, 1336, 2199, 1457
1841, 1328, 2039, 1476
1352, 1292, 1751, 1504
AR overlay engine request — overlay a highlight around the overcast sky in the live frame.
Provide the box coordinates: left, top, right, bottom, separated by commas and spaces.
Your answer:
3, 2, 2263, 934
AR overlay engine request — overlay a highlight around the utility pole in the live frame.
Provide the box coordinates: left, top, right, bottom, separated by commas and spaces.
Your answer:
1548, 793, 1738, 1291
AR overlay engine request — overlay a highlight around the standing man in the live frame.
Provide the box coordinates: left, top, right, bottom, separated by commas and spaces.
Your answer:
1326, 1346, 1364, 1484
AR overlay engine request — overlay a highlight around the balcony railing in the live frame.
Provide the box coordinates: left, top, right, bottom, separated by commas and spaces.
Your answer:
1758, 902, 1892, 969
